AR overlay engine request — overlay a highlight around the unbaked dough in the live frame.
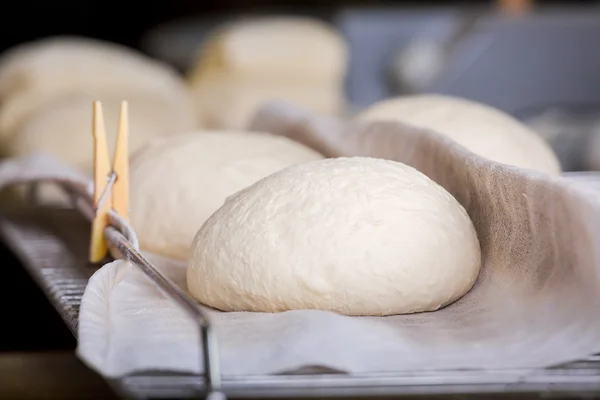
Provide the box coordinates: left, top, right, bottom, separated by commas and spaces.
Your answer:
0, 36, 196, 206
0, 92, 197, 206
0, 36, 195, 138
130, 131, 324, 259
2, 93, 196, 175
188, 17, 346, 84
187, 157, 481, 316
187, 17, 347, 129
357, 95, 561, 175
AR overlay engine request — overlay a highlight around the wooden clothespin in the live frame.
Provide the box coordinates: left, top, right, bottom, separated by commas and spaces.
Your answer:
89, 100, 129, 263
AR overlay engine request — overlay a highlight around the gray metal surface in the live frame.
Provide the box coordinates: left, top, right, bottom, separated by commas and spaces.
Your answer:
427, 9, 600, 116
336, 7, 462, 108
0, 208, 93, 333
338, 7, 600, 116
1, 175, 600, 399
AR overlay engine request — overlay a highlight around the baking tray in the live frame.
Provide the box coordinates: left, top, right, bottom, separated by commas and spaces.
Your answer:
1, 172, 600, 399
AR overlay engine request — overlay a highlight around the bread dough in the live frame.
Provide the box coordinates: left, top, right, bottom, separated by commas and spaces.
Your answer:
188, 17, 346, 85
188, 157, 481, 316
0, 36, 182, 97
0, 36, 196, 206
357, 95, 561, 175
3, 93, 196, 174
187, 17, 347, 129
0, 92, 197, 205
130, 131, 324, 259
0, 36, 195, 137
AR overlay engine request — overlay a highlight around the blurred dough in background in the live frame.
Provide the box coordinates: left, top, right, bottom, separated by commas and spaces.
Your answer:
129, 131, 324, 259
0, 37, 196, 138
2, 93, 194, 175
187, 17, 347, 129
358, 94, 561, 176
0, 36, 197, 204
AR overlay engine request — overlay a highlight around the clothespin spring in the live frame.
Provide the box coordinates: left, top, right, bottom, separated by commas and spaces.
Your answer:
94, 171, 117, 215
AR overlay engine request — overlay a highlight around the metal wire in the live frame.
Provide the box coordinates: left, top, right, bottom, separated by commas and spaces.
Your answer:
94, 171, 117, 213
85, 168, 224, 400
104, 227, 223, 398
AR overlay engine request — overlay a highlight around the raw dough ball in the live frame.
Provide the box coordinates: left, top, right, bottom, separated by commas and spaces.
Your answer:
187, 17, 347, 129
0, 93, 196, 206
358, 95, 561, 175
188, 17, 346, 84
0, 36, 195, 137
130, 131, 323, 259
188, 157, 481, 316
3, 93, 196, 175
0, 36, 196, 206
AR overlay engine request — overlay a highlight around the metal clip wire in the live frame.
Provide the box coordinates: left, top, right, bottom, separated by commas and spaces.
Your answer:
94, 171, 117, 214
95, 170, 224, 399
104, 226, 224, 399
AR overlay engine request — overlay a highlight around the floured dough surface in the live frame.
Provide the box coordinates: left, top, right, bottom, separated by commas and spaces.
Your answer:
3, 93, 195, 175
188, 17, 347, 84
0, 93, 196, 205
0, 36, 196, 206
188, 157, 481, 316
358, 95, 561, 175
0, 36, 195, 138
0, 36, 180, 97
130, 131, 324, 259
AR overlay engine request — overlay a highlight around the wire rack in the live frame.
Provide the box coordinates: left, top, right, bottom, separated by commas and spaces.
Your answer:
1, 173, 600, 399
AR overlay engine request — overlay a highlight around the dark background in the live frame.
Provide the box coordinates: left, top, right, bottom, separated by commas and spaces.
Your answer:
1, 0, 598, 53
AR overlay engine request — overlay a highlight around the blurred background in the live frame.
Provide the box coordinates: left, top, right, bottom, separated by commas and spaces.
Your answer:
1, 0, 600, 398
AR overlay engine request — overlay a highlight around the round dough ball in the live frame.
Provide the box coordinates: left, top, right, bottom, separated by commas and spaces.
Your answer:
188, 17, 347, 85
0, 36, 178, 96
0, 92, 196, 205
357, 95, 561, 175
130, 131, 324, 259
188, 157, 481, 316
2, 93, 196, 174
0, 36, 195, 137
